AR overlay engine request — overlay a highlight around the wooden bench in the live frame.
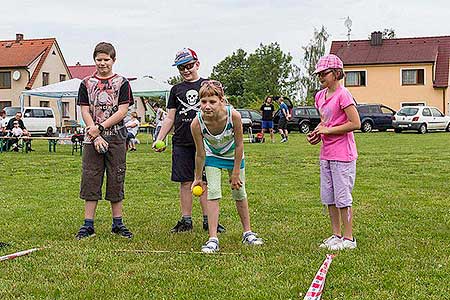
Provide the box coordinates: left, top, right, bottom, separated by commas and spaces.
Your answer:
0, 136, 82, 154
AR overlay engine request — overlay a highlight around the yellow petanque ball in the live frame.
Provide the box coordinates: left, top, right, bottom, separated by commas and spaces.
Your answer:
155, 140, 165, 150
192, 185, 203, 196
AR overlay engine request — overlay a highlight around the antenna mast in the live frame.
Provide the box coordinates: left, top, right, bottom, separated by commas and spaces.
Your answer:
344, 16, 352, 46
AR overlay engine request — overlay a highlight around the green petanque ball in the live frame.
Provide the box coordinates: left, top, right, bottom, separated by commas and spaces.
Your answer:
155, 140, 165, 150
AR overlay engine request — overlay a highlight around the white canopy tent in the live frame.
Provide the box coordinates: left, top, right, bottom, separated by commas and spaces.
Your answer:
131, 76, 172, 99
20, 78, 83, 130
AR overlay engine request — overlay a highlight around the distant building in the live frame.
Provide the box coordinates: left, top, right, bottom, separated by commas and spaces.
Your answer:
331, 32, 450, 114
68, 62, 96, 79
0, 33, 75, 124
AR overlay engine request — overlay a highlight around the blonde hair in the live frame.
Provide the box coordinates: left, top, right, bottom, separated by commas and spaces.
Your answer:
199, 81, 225, 100
130, 112, 138, 118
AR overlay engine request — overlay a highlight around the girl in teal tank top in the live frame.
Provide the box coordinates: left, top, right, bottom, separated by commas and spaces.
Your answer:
190, 80, 263, 253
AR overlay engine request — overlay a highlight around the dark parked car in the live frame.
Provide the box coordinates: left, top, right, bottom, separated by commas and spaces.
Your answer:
274, 106, 321, 134
356, 104, 396, 133
236, 108, 262, 133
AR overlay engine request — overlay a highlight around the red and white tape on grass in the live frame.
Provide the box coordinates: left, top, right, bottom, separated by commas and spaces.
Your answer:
0, 248, 42, 262
303, 254, 335, 300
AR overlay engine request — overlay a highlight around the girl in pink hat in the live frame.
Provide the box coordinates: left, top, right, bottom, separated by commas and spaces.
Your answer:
307, 54, 361, 250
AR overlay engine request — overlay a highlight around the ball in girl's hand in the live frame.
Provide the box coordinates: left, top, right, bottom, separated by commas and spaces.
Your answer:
306, 132, 321, 145
155, 140, 165, 150
192, 185, 203, 196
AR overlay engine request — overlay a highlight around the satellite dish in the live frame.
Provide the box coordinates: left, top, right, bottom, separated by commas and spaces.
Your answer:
12, 70, 21, 81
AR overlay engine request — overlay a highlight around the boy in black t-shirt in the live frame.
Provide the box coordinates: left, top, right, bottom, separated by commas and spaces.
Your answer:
152, 48, 225, 233
75, 42, 134, 240
260, 96, 275, 143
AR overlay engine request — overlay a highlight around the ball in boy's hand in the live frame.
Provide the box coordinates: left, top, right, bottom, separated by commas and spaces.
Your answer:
155, 140, 165, 150
192, 185, 203, 196
307, 131, 321, 145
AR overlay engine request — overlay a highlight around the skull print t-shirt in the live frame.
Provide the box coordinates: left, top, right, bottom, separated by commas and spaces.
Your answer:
167, 78, 206, 146
77, 74, 134, 142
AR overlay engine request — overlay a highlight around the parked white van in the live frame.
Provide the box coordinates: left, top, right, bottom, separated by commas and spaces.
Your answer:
2, 106, 57, 135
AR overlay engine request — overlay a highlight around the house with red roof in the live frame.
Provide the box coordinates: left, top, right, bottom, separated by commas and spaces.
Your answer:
330, 32, 450, 114
68, 62, 96, 79
0, 33, 74, 124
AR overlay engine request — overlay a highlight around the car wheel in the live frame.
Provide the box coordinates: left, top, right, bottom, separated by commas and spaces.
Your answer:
299, 122, 310, 134
394, 128, 402, 133
418, 123, 427, 134
446, 123, 450, 132
361, 121, 373, 133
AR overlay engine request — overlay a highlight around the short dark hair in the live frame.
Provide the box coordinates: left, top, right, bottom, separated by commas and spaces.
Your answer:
332, 68, 345, 80
93, 42, 116, 60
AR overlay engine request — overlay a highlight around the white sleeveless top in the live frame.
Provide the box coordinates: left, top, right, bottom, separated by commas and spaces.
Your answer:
197, 105, 244, 170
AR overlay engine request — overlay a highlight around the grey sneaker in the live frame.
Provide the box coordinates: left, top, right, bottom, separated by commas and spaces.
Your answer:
319, 235, 342, 249
201, 238, 219, 253
75, 226, 95, 240
242, 231, 264, 245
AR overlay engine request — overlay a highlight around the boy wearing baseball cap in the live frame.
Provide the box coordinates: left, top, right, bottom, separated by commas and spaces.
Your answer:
153, 48, 225, 233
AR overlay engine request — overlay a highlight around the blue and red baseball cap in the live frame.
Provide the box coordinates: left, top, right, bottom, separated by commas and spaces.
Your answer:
172, 48, 198, 66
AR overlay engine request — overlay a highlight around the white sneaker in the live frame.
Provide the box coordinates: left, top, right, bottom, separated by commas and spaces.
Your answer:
242, 231, 264, 245
328, 238, 357, 250
201, 238, 219, 253
319, 235, 342, 248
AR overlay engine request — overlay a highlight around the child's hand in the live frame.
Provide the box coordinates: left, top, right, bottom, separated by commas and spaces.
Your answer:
152, 140, 166, 152
306, 129, 321, 145
315, 124, 331, 135
229, 173, 242, 190
191, 179, 203, 192
94, 136, 109, 154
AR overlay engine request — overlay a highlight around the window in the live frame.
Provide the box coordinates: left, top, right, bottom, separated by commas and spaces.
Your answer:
44, 109, 54, 118
250, 111, 262, 121
42, 72, 49, 86
40, 101, 49, 107
368, 105, 381, 114
381, 107, 395, 115
239, 110, 250, 119
422, 108, 431, 117
430, 107, 444, 117
60, 74, 66, 82
62, 102, 70, 118
0, 72, 11, 89
294, 108, 306, 117
402, 69, 424, 85
345, 71, 366, 87
307, 108, 319, 116
0, 101, 12, 110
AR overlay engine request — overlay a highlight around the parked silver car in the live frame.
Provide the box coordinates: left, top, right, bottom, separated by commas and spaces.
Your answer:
392, 106, 450, 134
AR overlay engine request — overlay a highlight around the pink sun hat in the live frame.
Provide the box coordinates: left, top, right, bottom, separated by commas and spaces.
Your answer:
313, 54, 344, 74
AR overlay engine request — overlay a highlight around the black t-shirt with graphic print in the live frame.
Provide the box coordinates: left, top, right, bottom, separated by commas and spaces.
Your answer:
77, 74, 134, 142
260, 103, 275, 121
167, 78, 206, 146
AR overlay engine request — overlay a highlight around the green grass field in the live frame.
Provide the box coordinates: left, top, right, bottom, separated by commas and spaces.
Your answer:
0, 132, 449, 299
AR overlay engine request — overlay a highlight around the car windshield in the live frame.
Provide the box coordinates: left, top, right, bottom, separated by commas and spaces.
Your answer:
397, 107, 419, 116
4, 107, 21, 117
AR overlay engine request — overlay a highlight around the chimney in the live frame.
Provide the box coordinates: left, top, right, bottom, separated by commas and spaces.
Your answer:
15, 33, 24, 43
370, 31, 383, 46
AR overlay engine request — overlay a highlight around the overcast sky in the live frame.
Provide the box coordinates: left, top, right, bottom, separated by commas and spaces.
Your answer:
2, 0, 449, 82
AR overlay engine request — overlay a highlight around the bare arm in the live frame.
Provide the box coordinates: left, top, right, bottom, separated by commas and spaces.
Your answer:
231, 109, 244, 189
190, 117, 206, 189
315, 105, 361, 135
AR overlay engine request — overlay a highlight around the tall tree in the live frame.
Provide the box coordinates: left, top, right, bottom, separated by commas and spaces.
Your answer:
244, 42, 294, 100
300, 26, 329, 105
210, 49, 248, 97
